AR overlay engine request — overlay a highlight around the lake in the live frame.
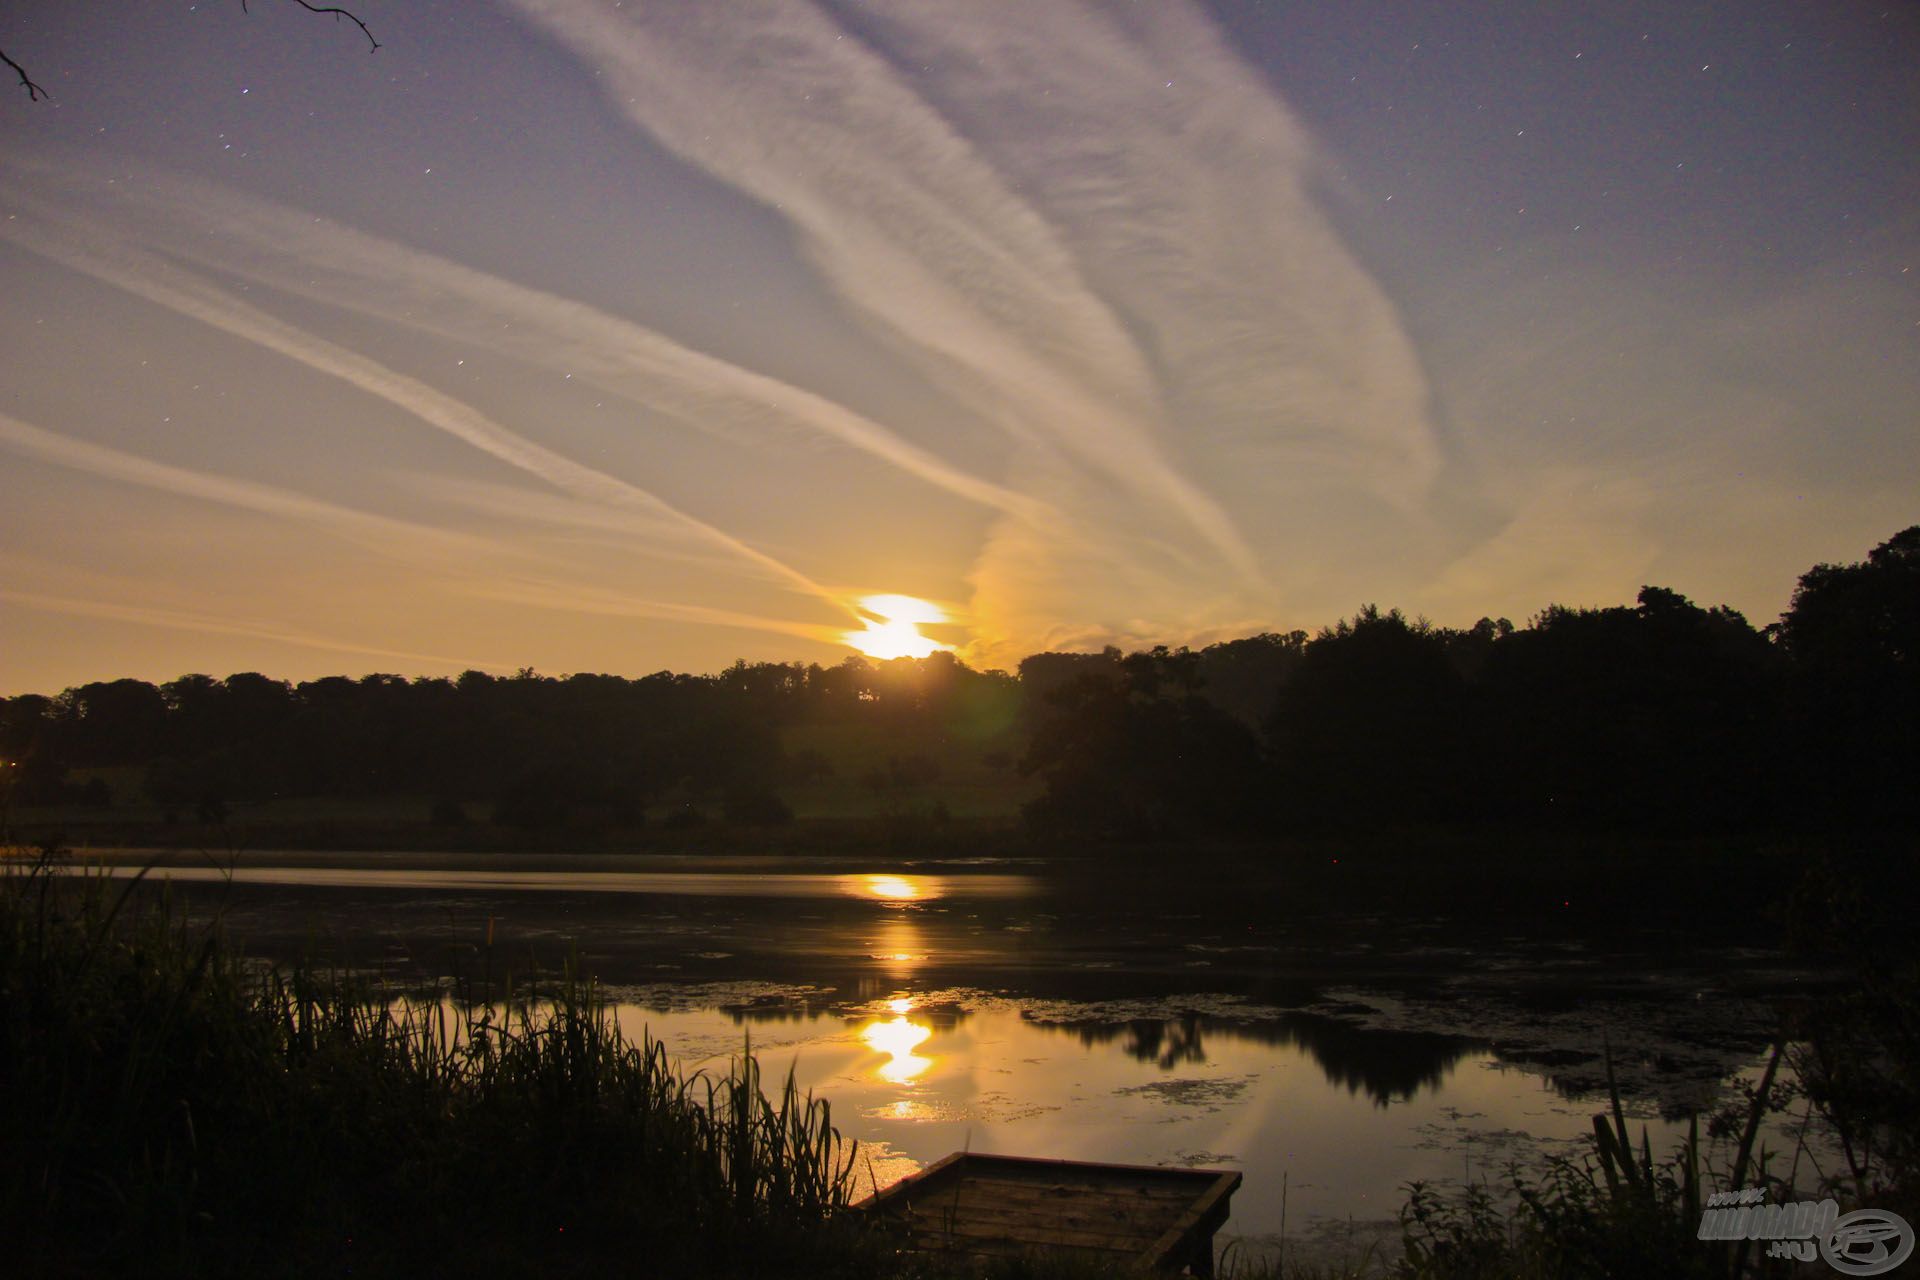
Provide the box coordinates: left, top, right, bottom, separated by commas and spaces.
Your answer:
93, 849, 1822, 1262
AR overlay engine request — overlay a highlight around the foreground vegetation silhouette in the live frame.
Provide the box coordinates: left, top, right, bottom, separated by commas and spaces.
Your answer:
1, 847, 881, 1279
6, 845, 1915, 1279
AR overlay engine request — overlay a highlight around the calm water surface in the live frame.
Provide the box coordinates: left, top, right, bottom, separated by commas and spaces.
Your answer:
99, 851, 1814, 1250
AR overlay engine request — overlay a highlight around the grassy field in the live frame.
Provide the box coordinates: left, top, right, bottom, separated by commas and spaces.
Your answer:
778, 719, 1038, 821
6, 718, 1038, 852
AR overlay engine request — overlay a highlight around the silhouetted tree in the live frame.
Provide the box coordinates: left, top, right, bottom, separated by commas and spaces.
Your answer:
1267, 607, 1473, 826
50, 679, 169, 767
1195, 631, 1308, 726
0, 695, 53, 761
1016, 648, 1123, 715
1022, 647, 1264, 838
1480, 588, 1776, 830
1775, 526, 1920, 828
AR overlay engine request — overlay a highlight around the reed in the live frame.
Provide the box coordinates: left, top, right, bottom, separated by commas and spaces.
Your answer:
1395, 1043, 1803, 1280
0, 846, 871, 1278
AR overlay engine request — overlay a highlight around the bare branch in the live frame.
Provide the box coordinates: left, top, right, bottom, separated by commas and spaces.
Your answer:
246, 1, 382, 54
3, 48, 49, 101
8, 1, 379, 103
288, 2, 380, 52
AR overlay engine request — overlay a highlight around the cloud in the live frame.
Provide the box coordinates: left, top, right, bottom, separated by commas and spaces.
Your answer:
2, 155, 1052, 531
0, 587, 511, 673
0, 208, 858, 609
0, 412, 848, 657
506, 0, 1267, 561
1414, 469, 1662, 620
4, 1, 1456, 666
0, 411, 486, 566
465, 577, 849, 648
504, 0, 1447, 661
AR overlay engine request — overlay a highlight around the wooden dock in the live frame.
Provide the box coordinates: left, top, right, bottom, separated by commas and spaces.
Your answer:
854, 1152, 1242, 1276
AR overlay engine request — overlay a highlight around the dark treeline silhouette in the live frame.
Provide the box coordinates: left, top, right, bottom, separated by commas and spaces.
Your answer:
1018, 526, 1916, 838
0, 652, 1020, 831
2, 527, 1913, 838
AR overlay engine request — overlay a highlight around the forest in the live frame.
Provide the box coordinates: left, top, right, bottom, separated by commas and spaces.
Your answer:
3, 526, 1914, 842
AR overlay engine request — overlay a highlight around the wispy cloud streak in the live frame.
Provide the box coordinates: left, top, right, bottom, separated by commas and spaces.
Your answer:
466, 578, 849, 647
0, 411, 484, 564
0, 588, 512, 673
508, 0, 1267, 582
3, 0, 1450, 666
0, 414, 845, 657
3, 157, 1051, 531
505, 0, 1445, 659
0, 206, 851, 613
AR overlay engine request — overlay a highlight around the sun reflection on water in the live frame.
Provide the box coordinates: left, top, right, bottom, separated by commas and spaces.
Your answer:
871, 915, 928, 976
861, 998, 934, 1085
858, 874, 932, 902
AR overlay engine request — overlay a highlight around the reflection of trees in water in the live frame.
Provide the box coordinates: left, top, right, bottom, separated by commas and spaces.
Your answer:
719, 997, 977, 1036
1057, 1016, 1207, 1069
1048, 1016, 1214, 1068
1489, 1040, 1770, 1120
721, 996, 838, 1024
1055, 1013, 1482, 1106
1126, 1016, 1208, 1068
1280, 1016, 1483, 1106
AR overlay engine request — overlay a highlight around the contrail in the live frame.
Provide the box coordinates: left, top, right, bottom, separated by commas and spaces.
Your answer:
4, 0, 1452, 665
0, 411, 852, 651
467, 577, 852, 648
502, 0, 1447, 662
0, 588, 513, 673
847, 1, 1441, 503
0, 210, 854, 616
505, 0, 1268, 586
0, 411, 487, 565
2, 155, 1056, 532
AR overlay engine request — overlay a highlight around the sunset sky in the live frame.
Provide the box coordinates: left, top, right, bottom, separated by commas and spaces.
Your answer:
2, 1, 1915, 693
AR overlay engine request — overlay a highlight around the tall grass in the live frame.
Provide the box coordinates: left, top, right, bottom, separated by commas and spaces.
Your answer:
0, 845, 870, 1278
1394, 1043, 1821, 1280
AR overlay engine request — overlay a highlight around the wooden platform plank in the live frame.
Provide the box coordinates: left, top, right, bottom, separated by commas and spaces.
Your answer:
944, 1163, 1213, 1191
904, 1235, 1141, 1263
895, 1196, 1169, 1230
904, 1218, 1163, 1251
858, 1152, 1241, 1275
958, 1176, 1200, 1202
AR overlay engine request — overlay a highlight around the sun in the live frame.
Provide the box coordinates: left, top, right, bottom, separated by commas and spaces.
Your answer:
843, 594, 952, 660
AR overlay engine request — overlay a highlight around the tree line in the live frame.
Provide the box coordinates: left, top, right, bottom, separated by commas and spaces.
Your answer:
2, 527, 1913, 838
1021, 527, 1917, 837
0, 652, 1024, 830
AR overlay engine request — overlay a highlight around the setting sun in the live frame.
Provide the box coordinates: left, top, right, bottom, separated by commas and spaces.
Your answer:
843, 594, 952, 660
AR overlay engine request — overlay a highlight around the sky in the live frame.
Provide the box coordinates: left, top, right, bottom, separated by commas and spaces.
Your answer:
1, 0, 1915, 693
